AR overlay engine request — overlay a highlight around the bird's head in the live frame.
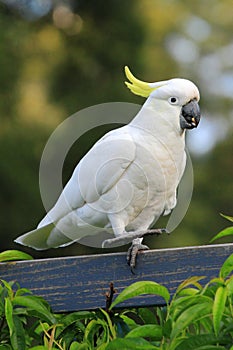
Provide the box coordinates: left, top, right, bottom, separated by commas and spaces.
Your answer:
125, 66, 201, 131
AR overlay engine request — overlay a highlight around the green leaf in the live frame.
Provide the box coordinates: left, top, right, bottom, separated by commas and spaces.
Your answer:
4, 300, 26, 350
163, 318, 172, 338
210, 227, 233, 243
84, 319, 109, 346
70, 342, 82, 350
226, 275, 233, 295
177, 287, 199, 296
110, 281, 170, 309
120, 314, 138, 326
138, 307, 158, 324
115, 317, 131, 338
176, 276, 205, 295
100, 308, 116, 339
198, 316, 214, 333
54, 310, 94, 339
15, 287, 32, 297
176, 334, 220, 350
171, 295, 210, 322
208, 277, 224, 285
58, 310, 95, 331
220, 213, 233, 223
72, 344, 89, 350
63, 310, 95, 323
34, 322, 50, 335
106, 337, 159, 350
0, 250, 33, 262
11, 315, 26, 350
154, 306, 167, 326
220, 253, 233, 278
1, 280, 14, 299
213, 285, 227, 335
5, 297, 14, 337
125, 324, 162, 340
12, 295, 56, 323
171, 302, 212, 340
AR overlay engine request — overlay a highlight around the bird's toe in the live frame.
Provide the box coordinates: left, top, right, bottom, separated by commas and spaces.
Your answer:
127, 240, 149, 273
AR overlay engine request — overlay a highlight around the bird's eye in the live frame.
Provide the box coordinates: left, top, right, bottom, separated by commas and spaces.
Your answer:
169, 97, 178, 104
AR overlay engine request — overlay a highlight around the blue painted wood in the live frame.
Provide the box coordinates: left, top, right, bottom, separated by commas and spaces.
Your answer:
0, 243, 232, 313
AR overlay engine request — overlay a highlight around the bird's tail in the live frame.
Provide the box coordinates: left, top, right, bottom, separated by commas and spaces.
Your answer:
14, 223, 73, 250
15, 221, 115, 250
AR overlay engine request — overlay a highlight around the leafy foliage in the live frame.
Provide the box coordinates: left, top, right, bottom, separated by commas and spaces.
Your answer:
0, 280, 56, 349
1, 253, 233, 349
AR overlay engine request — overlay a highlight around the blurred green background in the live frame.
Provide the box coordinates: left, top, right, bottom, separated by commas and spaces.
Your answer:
0, 0, 232, 258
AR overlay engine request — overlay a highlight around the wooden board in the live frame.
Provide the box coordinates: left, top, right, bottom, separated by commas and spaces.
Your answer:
0, 243, 233, 313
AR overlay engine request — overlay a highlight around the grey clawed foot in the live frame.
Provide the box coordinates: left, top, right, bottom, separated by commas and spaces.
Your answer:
102, 228, 168, 248
126, 228, 169, 273
127, 238, 149, 274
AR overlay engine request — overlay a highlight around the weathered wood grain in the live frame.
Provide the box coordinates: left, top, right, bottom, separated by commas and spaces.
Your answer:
0, 243, 232, 313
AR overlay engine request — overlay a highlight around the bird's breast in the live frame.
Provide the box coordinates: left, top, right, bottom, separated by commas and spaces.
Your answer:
132, 130, 185, 190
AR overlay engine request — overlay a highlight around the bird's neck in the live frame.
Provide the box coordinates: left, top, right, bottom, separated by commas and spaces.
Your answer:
130, 97, 185, 141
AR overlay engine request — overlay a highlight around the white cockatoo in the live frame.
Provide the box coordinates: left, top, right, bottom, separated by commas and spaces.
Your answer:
15, 66, 201, 270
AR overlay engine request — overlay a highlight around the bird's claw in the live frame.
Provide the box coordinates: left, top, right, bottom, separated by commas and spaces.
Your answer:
102, 228, 169, 273
127, 239, 149, 274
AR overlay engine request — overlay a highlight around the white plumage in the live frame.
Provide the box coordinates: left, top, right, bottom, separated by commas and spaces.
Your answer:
15, 67, 200, 252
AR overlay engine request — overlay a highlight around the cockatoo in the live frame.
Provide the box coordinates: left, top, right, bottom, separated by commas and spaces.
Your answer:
15, 66, 201, 271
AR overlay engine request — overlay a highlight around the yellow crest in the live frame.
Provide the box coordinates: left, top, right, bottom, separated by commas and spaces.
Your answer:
124, 66, 166, 98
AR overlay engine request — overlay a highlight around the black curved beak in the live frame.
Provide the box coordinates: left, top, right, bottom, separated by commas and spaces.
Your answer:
180, 99, 201, 130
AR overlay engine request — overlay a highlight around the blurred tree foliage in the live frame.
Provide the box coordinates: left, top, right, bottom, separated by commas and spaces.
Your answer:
0, 0, 232, 256
49, 0, 146, 113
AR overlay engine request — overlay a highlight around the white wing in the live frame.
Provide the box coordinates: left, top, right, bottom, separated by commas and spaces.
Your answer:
39, 125, 136, 227
15, 126, 136, 249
